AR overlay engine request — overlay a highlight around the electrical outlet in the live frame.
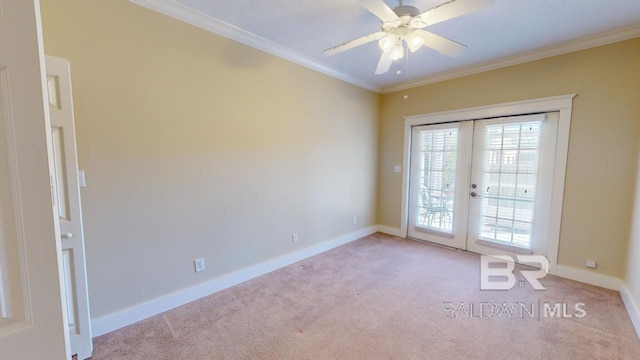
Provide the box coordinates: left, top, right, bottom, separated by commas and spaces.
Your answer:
394, 165, 401, 173
352, 216, 357, 225
585, 260, 597, 269
292, 233, 299, 244
194, 258, 206, 272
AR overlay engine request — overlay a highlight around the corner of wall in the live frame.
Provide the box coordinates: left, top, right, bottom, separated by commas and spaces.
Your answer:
621, 283, 640, 339
376, 225, 403, 237
622, 131, 640, 340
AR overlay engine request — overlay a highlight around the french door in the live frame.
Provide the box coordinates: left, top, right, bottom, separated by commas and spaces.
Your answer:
407, 122, 472, 249
408, 112, 558, 257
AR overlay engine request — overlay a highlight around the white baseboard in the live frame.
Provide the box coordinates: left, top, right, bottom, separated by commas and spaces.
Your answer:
620, 283, 640, 340
376, 225, 403, 237
553, 266, 640, 339
90, 227, 631, 337
91, 226, 378, 337
375, 227, 626, 292
555, 265, 622, 291
374, 228, 623, 290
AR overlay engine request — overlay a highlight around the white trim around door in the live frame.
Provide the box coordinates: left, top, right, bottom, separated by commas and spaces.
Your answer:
400, 94, 576, 275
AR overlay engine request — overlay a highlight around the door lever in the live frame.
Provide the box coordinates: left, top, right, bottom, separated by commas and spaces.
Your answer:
470, 192, 480, 198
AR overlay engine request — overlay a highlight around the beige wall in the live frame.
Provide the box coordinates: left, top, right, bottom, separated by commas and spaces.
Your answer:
378, 38, 640, 278
626, 131, 640, 309
41, 0, 379, 318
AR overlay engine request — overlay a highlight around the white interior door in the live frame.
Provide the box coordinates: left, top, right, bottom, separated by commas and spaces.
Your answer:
407, 113, 559, 258
0, 0, 70, 359
47, 55, 93, 360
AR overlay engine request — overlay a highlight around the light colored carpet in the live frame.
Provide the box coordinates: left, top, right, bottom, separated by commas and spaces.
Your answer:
91, 233, 640, 359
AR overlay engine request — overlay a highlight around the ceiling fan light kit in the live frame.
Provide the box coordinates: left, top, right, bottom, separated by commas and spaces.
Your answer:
324, 0, 495, 75
378, 35, 395, 51
405, 33, 425, 53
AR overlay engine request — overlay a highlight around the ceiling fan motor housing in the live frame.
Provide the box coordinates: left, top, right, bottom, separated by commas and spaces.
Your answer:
383, 5, 421, 31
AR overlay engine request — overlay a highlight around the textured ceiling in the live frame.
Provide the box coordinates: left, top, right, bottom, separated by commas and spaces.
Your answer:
139, 0, 640, 92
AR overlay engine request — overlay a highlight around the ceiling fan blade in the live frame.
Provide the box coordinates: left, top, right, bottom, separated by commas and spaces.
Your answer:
375, 51, 393, 75
414, 29, 467, 57
324, 31, 386, 56
417, 0, 494, 27
359, 0, 400, 23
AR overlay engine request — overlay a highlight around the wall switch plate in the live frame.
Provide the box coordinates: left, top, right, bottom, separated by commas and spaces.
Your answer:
194, 258, 206, 272
292, 233, 298, 243
352, 216, 357, 225
394, 165, 401, 173
585, 260, 597, 269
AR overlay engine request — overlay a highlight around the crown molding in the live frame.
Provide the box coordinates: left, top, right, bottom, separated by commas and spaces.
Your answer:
381, 24, 640, 94
130, 0, 640, 95
130, 0, 382, 93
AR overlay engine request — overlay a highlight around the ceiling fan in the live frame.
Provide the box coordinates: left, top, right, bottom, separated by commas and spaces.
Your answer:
324, 0, 495, 75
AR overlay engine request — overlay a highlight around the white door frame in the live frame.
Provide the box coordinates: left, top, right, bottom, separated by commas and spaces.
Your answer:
400, 94, 576, 274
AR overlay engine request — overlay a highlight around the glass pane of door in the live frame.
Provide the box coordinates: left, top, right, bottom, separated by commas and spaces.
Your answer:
478, 120, 542, 249
416, 127, 457, 233
408, 122, 472, 249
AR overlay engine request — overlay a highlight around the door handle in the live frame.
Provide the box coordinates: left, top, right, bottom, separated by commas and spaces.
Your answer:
61, 232, 73, 239
470, 192, 480, 198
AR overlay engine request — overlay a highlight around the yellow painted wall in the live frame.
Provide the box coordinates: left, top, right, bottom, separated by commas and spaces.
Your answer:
41, 0, 379, 318
378, 38, 640, 278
